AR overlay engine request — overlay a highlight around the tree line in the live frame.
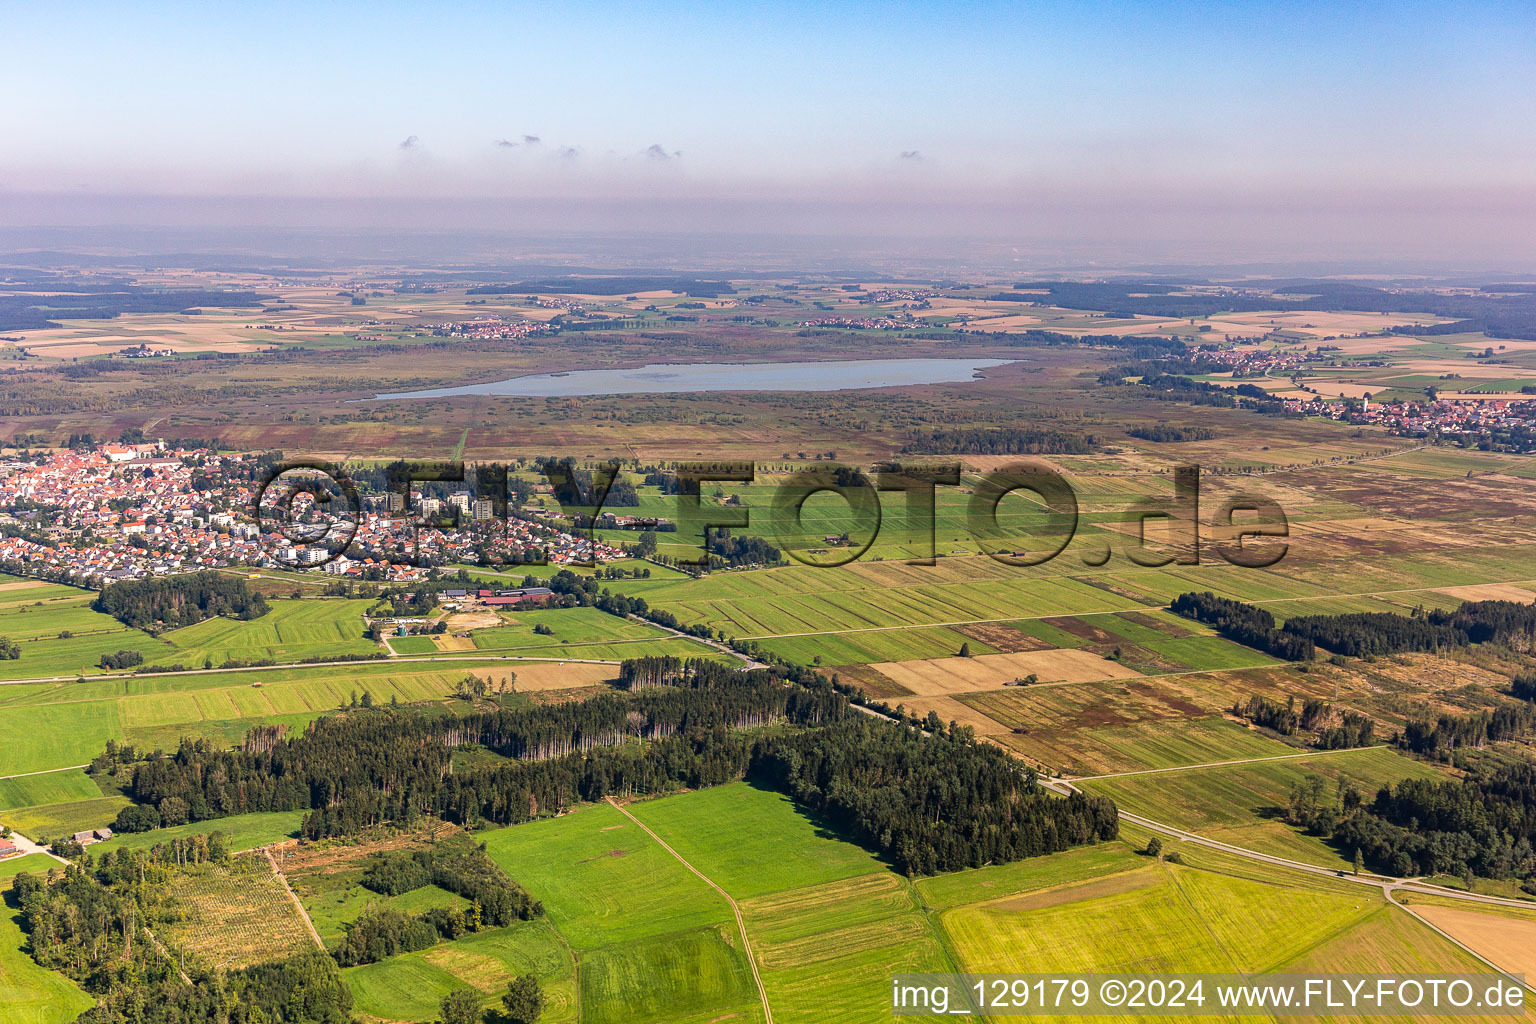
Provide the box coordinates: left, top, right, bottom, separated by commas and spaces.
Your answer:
1169, 592, 1314, 660
902, 426, 1097, 456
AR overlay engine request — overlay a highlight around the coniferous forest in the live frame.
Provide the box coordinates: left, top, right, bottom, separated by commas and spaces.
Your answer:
92, 571, 269, 632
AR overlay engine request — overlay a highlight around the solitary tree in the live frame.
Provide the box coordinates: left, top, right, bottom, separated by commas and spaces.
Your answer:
503, 974, 545, 1023
1353, 848, 1363, 876
1145, 837, 1163, 859
957, 642, 972, 658
440, 988, 482, 1024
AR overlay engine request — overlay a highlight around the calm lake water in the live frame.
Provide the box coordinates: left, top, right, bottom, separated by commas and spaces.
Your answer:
368, 357, 1012, 400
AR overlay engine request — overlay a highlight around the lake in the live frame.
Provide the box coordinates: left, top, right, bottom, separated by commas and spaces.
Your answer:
367, 357, 1012, 400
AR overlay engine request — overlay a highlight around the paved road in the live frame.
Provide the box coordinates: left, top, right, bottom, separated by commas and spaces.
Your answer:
606, 798, 774, 1024
0, 652, 631, 687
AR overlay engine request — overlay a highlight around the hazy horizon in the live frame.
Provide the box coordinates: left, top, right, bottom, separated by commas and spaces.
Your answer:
3, 0, 1533, 263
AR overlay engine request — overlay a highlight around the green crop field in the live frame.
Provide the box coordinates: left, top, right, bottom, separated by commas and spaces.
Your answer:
346, 918, 579, 1024
1078, 747, 1449, 869
89, 810, 305, 857
0, 661, 529, 774
3, 797, 131, 840
161, 599, 377, 665
387, 635, 438, 655
914, 842, 1145, 912
755, 624, 998, 665
0, 770, 101, 811
302, 880, 467, 946
469, 607, 670, 650
578, 927, 760, 1024
481, 801, 734, 950
629, 784, 886, 898
943, 862, 1380, 972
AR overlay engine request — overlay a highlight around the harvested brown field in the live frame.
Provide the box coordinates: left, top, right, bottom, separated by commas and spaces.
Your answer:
1117, 611, 1190, 637
1436, 584, 1536, 604
431, 634, 477, 652
1042, 616, 1121, 644
277, 821, 458, 877
953, 621, 1052, 652
1408, 905, 1536, 979
445, 610, 505, 630
870, 649, 1140, 695
472, 661, 617, 691
895, 694, 1010, 735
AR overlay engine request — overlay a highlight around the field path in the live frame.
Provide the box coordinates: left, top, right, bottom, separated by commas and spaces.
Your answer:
0, 763, 91, 781
605, 797, 774, 1024
264, 846, 325, 950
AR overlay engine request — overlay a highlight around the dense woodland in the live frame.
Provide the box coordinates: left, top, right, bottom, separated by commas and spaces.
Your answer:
903, 426, 1096, 455
1126, 424, 1216, 442
105, 656, 1113, 876
93, 571, 268, 632
754, 717, 1117, 874
1327, 761, 1536, 880
1283, 600, 1536, 658
1169, 592, 1314, 660
1174, 593, 1536, 662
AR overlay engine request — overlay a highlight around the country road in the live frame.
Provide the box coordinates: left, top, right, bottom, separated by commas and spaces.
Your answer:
0, 652, 632, 687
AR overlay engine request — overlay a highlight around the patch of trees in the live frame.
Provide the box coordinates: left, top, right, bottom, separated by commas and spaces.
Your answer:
1231, 694, 1374, 749
1003, 279, 1536, 340
359, 832, 541, 924
1126, 425, 1216, 442
708, 532, 782, 567
1398, 705, 1536, 757
110, 663, 842, 837
99, 649, 144, 670
538, 569, 714, 639
0, 636, 17, 660
1281, 599, 1536, 659
94, 571, 268, 632
1332, 762, 1536, 879
0, 286, 267, 332
536, 457, 640, 507
1120, 374, 1288, 413
902, 426, 1097, 456
1169, 592, 1314, 661
1280, 611, 1462, 658
338, 836, 541, 967
752, 717, 1118, 875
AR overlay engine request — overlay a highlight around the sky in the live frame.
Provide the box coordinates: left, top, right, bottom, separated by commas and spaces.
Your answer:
2, 0, 1534, 262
